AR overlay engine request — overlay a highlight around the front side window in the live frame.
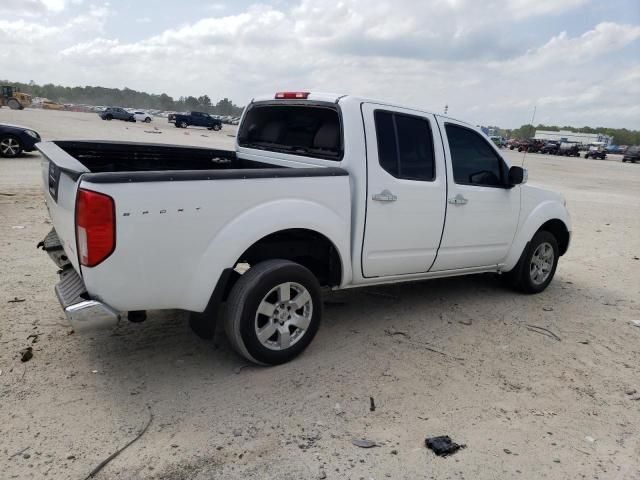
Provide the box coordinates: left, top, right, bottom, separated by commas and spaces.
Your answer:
374, 110, 435, 181
445, 124, 505, 187
238, 104, 342, 161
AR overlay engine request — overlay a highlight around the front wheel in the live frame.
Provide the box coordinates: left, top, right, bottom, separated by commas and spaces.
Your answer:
505, 231, 559, 294
144, 117, 151, 123
224, 259, 322, 365
8, 99, 22, 110
213, 124, 222, 131
179, 121, 188, 128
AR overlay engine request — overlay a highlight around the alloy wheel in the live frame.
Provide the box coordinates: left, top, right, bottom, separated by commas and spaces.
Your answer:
530, 242, 554, 285
254, 282, 313, 351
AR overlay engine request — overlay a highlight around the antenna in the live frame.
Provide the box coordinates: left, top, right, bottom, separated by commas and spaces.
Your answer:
522, 105, 537, 167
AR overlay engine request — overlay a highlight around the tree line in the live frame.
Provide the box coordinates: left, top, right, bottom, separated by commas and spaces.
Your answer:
2, 79, 244, 116
491, 124, 640, 146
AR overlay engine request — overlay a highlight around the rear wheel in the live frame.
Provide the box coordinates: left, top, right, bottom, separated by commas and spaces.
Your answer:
504, 230, 559, 294
0, 135, 23, 157
224, 259, 322, 365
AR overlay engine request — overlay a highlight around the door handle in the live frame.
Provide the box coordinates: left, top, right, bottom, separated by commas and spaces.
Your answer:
448, 194, 468, 205
372, 189, 397, 202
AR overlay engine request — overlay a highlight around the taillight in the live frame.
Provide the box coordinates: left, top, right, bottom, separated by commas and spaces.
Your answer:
76, 188, 115, 267
275, 92, 310, 99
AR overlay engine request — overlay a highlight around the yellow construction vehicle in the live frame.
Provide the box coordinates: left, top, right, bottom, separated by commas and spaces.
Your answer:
0, 85, 32, 110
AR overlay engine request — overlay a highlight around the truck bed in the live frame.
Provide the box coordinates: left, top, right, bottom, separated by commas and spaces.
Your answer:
53, 140, 272, 173
37, 140, 351, 312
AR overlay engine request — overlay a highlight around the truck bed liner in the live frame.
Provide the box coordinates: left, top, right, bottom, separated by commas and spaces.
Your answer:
55, 140, 269, 173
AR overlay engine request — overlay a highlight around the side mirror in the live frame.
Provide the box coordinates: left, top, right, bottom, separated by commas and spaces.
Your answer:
508, 166, 527, 186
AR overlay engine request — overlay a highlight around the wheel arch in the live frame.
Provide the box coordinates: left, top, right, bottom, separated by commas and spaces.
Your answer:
538, 218, 570, 256
503, 200, 571, 272
186, 199, 352, 312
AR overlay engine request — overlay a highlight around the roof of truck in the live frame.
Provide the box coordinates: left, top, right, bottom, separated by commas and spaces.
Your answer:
250, 91, 474, 128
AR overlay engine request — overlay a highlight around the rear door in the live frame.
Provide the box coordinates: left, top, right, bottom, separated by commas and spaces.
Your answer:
431, 118, 520, 271
361, 103, 447, 277
192, 112, 205, 127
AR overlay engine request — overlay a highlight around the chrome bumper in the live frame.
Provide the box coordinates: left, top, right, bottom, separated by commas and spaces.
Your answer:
54, 267, 121, 331
42, 228, 121, 331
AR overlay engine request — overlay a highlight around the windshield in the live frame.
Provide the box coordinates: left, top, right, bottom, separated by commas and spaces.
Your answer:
238, 104, 343, 161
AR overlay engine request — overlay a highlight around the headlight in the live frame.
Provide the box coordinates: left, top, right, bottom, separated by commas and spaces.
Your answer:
25, 130, 40, 139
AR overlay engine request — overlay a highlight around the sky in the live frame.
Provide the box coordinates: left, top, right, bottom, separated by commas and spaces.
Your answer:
1, 0, 639, 128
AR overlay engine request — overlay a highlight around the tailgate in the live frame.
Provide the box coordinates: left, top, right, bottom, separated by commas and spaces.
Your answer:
37, 142, 90, 272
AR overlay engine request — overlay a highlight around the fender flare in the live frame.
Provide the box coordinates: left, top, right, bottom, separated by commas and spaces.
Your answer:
502, 200, 571, 272
186, 198, 352, 311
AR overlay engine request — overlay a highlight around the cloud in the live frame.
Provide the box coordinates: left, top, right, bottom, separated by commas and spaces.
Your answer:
501, 22, 640, 71
0, 0, 68, 14
3, 0, 640, 128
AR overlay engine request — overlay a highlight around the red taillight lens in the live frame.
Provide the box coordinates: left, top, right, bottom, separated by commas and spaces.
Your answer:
275, 92, 310, 99
76, 188, 115, 267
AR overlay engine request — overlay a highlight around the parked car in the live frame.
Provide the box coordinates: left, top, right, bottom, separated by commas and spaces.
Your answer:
0, 123, 41, 157
584, 145, 607, 160
558, 142, 580, 157
490, 136, 506, 148
622, 145, 639, 163
527, 140, 545, 153
37, 91, 571, 365
99, 107, 135, 122
540, 142, 560, 155
132, 111, 152, 123
168, 111, 222, 130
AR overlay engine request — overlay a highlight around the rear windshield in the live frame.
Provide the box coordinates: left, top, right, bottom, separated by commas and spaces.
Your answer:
238, 104, 342, 161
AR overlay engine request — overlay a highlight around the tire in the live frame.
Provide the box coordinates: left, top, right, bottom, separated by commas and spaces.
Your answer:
144, 117, 151, 123
224, 259, 322, 365
505, 231, 559, 294
0, 135, 23, 158
179, 121, 188, 128
8, 99, 22, 110
213, 124, 222, 131
105, 114, 113, 120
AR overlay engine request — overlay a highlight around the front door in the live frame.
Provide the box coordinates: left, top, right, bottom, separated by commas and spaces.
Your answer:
361, 103, 447, 277
431, 118, 520, 271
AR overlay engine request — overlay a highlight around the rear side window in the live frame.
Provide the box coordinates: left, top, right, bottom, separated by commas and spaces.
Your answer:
374, 110, 435, 181
445, 124, 505, 187
238, 105, 342, 161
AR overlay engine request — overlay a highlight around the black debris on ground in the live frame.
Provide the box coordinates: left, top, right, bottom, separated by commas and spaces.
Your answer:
19, 347, 33, 363
425, 436, 466, 457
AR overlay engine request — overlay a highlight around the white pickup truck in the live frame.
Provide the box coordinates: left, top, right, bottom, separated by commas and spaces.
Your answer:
38, 91, 571, 365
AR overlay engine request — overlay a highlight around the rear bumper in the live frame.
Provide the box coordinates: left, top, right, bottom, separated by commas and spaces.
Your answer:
41, 228, 121, 331
54, 267, 121, 331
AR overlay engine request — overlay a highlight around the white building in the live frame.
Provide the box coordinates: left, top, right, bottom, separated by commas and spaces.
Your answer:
534, 130, 613, 145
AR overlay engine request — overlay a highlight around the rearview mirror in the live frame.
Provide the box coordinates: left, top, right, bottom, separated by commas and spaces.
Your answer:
508, 166, 527, 186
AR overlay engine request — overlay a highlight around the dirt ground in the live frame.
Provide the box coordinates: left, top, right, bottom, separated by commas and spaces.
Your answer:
1, 109, 639, 480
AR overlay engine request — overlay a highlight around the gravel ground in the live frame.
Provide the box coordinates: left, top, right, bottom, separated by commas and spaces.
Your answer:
1, 109, 639, 480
